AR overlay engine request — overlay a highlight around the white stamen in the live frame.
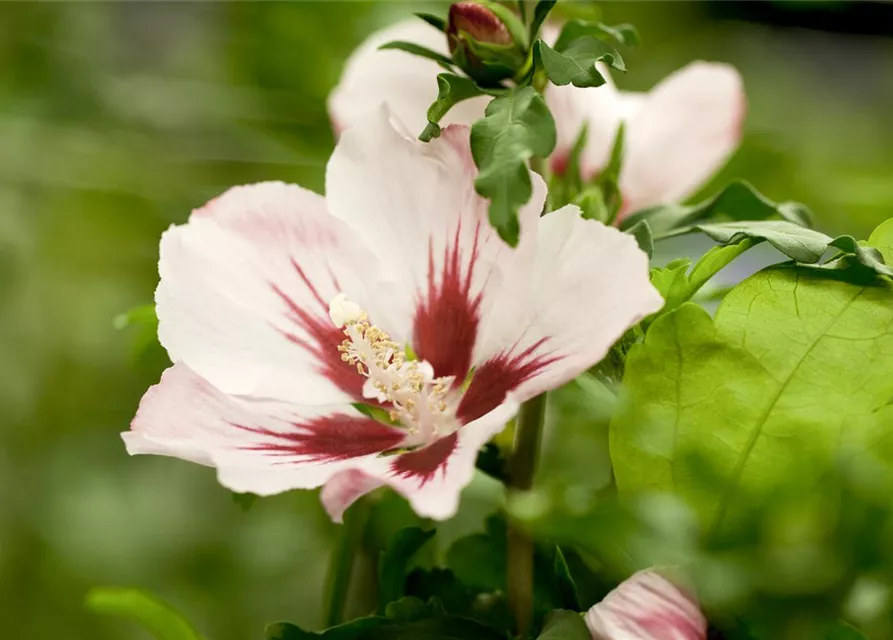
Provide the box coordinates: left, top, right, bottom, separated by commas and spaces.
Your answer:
329, 293, 457, 444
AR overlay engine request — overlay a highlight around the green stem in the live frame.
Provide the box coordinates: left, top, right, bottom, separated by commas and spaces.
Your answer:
506, 393, 547, 638
323, 498, 371, 628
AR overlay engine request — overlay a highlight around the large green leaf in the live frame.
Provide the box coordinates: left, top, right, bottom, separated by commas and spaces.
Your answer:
86, 588, 202, 640
420, 73, 484, 142
535, 610, 590, 640
611, 267, 893, 531
378, 527, 436, 612
620, 180, 814, 235
533, 38, 624, 88
471, 86, 556, 245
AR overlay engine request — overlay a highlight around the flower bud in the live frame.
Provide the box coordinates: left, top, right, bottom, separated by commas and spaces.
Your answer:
447, 1, 526, 85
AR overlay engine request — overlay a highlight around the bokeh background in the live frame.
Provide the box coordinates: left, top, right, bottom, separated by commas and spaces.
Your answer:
2, 1, 892, 638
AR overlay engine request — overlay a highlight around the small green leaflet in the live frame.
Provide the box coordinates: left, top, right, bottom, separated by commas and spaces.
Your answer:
378, 527, 436, 612
649, 238, 758, 319
379, 41, 454, 70
620, 180, 814, 235
420, 73, 483, 142
471, 86, 556, 246
554, 19, 640, 50
611, 267, 893, 532
535, 610, 590, 640
86, 588, 202, 640
534, 38, 624, 88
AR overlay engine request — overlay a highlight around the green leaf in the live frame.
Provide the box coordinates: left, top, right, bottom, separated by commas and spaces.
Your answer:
529, 1, 557, 41
534, 38, 623, 88
554, 19, 640, 50
113, 303, 157, 330
621, 180, 814, 235
552, 548, 581, 611
420, 73, 484, 142
868, 218, 893, 264
611, 268, 893, 531
378, 41, 454, 70
535, 610, 590, 640
86, 588, 202, 640
415, 12, 446, 33
471, 86, 556, 245
378, 527, 436, 611
625, 219, 653, 258
479, 1, 528, 49
680, 220, 893, 277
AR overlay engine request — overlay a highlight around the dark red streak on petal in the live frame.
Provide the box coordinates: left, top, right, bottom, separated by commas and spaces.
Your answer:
391, 433, 458, 487
271, 283, 366, 401
457, 338, 562, 423
413, 222, 482, 382
236, 414, 404, 462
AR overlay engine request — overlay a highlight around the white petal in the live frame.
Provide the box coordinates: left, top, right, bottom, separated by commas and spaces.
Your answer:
461, 206, 663, 421
156, 181, 389, 404
585, 570, 707, 640
328, 19, 489, 137
125, 364, 409, 497
366, 397, 519, 521
620, 62, 745, 215
546, 63, 631, 178
320, 469, 384, 524
326, 108, 545, 384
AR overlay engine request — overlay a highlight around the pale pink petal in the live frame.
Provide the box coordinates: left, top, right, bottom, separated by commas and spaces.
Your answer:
328, 19, 489, 137
461, 206, 662, 421
365, 397, 520, 520
124, 364, 409, 497
620, 62, 745, 215
326, 109, 545, 384
546, 63, 630, 178
320, 469, 384, 523
156, 181, 391, 405
585, 570, 707, 640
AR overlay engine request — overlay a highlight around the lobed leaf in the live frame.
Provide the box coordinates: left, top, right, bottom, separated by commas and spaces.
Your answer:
533, 38, 623, 88
471, 86, 556, 245
420, 73, 484, 142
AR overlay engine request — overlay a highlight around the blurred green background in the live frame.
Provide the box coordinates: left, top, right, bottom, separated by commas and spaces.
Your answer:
2, 2, 892, 639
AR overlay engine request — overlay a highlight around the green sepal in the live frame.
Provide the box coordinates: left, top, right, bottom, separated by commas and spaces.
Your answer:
378, 40, 455, 70
415, 12, 446, 33
529, 1, 558, 42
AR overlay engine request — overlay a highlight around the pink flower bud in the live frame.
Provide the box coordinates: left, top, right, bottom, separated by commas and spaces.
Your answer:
585, 570, 707, 640
447, 2, 513, 49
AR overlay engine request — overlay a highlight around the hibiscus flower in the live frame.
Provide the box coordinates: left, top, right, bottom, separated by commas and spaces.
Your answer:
329, 19, 745, 222
124, 110, 662, 521
586, 570, 707, 640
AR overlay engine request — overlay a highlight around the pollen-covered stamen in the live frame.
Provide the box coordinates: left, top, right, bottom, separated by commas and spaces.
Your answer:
329, 294, 457, 444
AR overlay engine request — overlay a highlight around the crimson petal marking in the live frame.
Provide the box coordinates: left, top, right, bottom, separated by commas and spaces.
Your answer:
390, 433, 458, 488
236, 414, 404, 463
413, 222, 483, 382
271, 259, 366, 402
458, 338, 562, 423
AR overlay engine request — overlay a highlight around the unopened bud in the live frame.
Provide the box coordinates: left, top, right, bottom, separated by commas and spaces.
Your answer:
447, 1, 526, 85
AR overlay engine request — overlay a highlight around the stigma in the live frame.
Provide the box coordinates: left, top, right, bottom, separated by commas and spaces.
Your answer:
329, 294, 457, 444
